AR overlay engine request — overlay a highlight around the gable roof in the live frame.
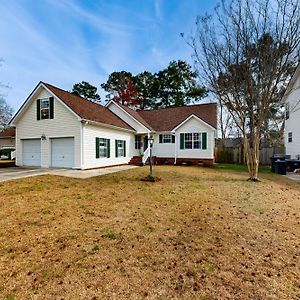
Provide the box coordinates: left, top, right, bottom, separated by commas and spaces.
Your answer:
108, 100, 217, 132
0, 127, 15, 138
137, 103, 217, 131
114, 102, 153, 130
42, 83, 134, 131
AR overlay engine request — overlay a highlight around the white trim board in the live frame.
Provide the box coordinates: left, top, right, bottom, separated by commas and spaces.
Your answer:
171, 114, 216, 132
9, 82, 81, 125
107, 100, 151, 132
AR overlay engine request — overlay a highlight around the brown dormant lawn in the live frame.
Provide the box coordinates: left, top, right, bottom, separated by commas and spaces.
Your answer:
0, 166, 299, 300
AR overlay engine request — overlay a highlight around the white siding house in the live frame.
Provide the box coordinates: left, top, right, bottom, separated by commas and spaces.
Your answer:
284, 65, 300, 159
82, 123, 135, 169
13, 87, 82, 168
10, 82, 217, 169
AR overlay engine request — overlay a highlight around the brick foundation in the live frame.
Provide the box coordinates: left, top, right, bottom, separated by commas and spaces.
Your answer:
153, 157, 214, 167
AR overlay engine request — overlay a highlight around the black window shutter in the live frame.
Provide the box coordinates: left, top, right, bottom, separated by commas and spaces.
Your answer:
202, 132, 207, 150
159, 134, 163, 143
37, 99, 41, 120
115, 140, 118, 157
172, 135, 175, 143
123, 140, 126, 157
180, 133, 184, 149
96, 137, 100, 158
49, 97, 54, 119
106, 139, 110, 158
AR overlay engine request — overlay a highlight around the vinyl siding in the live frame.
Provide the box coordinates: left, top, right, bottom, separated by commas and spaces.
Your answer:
15, 88, 81, 168
151, 117, 215, 159
82, 123, 135, 169
285, 82, 300, 159
175, 117, 215, 159
153, 133, 175, 157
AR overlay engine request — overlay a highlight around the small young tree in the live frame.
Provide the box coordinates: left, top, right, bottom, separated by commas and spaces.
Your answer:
186, 0, 300, 181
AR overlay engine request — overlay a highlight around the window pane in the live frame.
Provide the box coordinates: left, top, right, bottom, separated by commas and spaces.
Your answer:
41, 99, 50, 119
99, 138, 107, 157
194, 141, 200, 149
117, 140, 125, 156
163, 134, 172, 143
193, 133, 201, 149
41, 109, 49, 119
41, 100, 49, 108
185, 133, 193, 149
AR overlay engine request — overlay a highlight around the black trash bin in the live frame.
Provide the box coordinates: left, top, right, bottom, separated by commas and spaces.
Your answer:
270, 157, 277, 173
274, 160, 287, 175
270, 155, 290, 173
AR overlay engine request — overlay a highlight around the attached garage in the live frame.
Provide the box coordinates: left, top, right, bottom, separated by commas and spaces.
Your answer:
22, 139, 41, 167
51, 137, 74, 168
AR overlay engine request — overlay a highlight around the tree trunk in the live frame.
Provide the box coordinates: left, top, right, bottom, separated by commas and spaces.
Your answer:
243, 134, 260, 182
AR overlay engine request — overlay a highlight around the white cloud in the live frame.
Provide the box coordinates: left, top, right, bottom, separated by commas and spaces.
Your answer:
0, 0, 207, 111
154, 0, 163, 21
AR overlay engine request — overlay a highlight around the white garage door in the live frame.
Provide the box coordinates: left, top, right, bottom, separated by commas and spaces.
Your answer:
22, 139, 41, 167
51, 137, 74, 168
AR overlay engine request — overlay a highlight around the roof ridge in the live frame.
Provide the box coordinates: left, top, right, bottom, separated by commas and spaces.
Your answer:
43, 82, 134, 131
42, 81, 105, 107
137, 102, 217, 113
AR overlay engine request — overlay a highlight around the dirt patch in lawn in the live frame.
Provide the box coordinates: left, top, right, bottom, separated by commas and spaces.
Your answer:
0, 166, 299, 300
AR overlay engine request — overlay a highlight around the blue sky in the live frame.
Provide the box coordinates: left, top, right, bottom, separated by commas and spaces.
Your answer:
0, 0, 218, 111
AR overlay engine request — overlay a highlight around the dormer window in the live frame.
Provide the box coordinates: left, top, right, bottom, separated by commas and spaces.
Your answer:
37, 97, 54, 120
41, 98, 50, 119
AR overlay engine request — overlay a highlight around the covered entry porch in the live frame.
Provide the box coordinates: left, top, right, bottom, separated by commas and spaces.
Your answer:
129, 134, 152, 165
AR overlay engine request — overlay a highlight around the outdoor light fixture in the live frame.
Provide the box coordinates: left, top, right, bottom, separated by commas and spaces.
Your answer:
41, 134, 46, 140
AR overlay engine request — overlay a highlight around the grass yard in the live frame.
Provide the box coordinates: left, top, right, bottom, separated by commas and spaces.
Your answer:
0, 166, 299, 300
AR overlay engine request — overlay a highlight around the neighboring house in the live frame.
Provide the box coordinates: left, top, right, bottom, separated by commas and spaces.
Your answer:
9, 82, 217, 169
0, 127, 15, 150
283, 64, 300, 159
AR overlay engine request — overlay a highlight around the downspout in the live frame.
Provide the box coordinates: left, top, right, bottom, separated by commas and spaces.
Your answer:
173, 131, 177, 165
80, 120, 88, 169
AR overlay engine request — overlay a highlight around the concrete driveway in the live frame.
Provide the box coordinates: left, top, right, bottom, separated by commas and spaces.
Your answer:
285, 172, 300, 183
0, 165, 137, 182
0, 167, 50, 182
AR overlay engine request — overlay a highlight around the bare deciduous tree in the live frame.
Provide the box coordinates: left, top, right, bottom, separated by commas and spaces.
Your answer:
0, 59, 13, 130
185, 0, 300, 181
218, 101, 236, 139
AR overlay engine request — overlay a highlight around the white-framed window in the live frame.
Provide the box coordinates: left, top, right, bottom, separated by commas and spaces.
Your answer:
288, 132, 293, 143
162, 134, 172, 143
159, 134, 175, 143
180, 132, 207, 150
184, 133, 193, 149
99, 138, 108, 157
41, 98, 50, 119
193, 133, 201, 149
116, 140, 126, 157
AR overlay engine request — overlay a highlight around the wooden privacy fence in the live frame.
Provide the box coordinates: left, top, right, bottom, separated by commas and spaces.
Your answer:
214, 145, 285, 165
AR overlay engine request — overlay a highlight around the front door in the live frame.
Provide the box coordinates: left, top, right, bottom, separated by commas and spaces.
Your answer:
143, 136, 148, 151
